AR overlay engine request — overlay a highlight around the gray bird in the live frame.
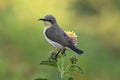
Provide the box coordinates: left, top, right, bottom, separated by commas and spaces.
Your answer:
38, 15, 83, 56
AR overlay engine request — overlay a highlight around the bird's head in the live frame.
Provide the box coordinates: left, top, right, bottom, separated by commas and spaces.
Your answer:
38, 15, 57, 28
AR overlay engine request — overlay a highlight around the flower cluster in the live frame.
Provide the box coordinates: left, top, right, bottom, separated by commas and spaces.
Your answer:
65, 31, 77, 46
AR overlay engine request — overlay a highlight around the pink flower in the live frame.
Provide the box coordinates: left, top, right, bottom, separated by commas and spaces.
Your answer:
65, 31, 77, 46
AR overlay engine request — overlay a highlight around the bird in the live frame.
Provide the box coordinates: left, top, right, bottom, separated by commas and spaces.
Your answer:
38, 15, 83, 56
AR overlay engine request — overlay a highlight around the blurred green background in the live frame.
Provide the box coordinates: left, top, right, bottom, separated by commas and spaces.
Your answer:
0, 0, 120, 80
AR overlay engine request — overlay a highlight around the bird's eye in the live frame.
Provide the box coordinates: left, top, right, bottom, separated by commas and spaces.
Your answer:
48, 20, 52, 22
48, 20, 53, 23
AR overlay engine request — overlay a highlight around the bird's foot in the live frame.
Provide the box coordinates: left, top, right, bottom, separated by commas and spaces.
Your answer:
50, 55, 58, 62
48, 49, 61, 62
61, 48, 66, 55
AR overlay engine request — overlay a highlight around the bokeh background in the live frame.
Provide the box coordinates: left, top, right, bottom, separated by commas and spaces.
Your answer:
0, 0, 120, 80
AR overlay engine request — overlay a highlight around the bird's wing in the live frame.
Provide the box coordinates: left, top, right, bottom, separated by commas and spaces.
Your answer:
45, 26, 74, 47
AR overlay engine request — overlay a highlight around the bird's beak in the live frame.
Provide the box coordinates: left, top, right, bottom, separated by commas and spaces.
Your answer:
38, 18, 46, 21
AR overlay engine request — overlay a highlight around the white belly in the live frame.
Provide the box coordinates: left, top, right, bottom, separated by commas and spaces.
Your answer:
43, 28, 63, 49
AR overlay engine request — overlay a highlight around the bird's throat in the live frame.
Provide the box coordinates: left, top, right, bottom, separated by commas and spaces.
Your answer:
44, 21, 52, 28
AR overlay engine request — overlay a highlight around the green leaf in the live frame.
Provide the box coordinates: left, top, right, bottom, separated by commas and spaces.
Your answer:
69, 65, 84, 74
68, 77, 74, 80
65, 74, 75, 80
40, 60, 57, 67
35, 78, 48, 80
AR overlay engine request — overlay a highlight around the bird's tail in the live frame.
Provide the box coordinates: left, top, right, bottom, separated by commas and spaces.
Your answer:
71, 47, 83, 54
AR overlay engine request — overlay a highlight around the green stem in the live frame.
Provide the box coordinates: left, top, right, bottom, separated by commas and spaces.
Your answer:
61, 54, 65, 79
56, 54, 66, 80
64, 62, 71, 72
